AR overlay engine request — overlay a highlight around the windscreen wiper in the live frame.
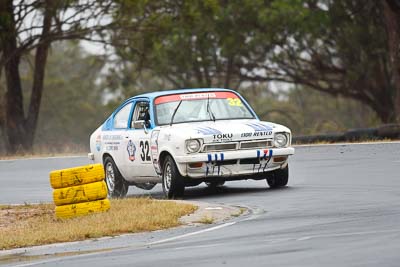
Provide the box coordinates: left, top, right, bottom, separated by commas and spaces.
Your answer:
170, 100, 183, 126
207, 95, 216, 122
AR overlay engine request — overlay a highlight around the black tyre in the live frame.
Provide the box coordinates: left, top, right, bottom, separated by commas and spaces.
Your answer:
162, 155, 185, 199
267, 165, 289, 189
104, 156, 129, 198
205, 181, 225, 188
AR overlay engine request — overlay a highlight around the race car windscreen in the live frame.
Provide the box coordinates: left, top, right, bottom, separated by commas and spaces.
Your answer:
154, 91, 255, 125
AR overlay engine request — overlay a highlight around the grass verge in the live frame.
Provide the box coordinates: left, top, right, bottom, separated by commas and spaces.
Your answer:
0, 198, 197, 250
195, 216, 214, 224
232, 207, 247, 217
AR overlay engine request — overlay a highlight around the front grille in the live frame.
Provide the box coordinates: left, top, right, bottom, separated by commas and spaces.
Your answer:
240, 140, 273, 149
203, 143, 237, 152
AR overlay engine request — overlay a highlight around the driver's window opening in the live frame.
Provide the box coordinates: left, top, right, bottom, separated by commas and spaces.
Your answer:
133, 102, 150, 129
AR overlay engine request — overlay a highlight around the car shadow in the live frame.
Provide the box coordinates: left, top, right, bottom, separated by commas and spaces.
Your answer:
125, 183, 295, 201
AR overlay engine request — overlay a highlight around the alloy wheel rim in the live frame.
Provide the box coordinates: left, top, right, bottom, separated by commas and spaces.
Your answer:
164, 163, 172, 190
106, 162, 115, 192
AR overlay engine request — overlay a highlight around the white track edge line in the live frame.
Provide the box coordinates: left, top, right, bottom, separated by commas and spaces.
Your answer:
149, 221, 236, 245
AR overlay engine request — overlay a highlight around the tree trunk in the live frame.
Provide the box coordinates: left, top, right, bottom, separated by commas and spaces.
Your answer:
383, 0, 400, 123
0, 0, 53, 154
0, 0, 27, 154
25, 0, 53, 149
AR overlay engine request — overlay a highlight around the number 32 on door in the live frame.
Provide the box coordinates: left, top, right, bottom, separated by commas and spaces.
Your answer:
139, 140, 151, 162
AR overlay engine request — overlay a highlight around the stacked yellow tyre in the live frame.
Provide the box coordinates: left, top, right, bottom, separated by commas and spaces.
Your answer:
50, 164, 110, 219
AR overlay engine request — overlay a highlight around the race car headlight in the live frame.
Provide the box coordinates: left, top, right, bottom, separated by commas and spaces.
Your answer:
185, 139, 202, 153
274, 133, 288, 148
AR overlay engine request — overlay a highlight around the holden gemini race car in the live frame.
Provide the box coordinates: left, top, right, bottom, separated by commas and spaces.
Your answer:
89, 88, 295, 199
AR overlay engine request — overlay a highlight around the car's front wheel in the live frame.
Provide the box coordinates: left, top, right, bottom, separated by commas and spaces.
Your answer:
104, 156, 129, 198
267, 165, 289, 189
162, 155, 185, 199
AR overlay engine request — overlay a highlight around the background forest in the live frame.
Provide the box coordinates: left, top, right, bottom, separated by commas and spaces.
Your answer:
0, 0, 397, 155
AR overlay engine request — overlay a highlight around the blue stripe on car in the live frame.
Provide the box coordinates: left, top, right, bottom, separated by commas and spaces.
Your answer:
246, 123, 261, 131
255, 122, 273, 131
196, 127, 222, 135
205, 127, 222, 134
247, 122, 273, 132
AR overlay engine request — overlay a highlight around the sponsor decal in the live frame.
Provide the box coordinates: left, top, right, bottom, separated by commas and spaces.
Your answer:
242, 123, 273, 137
127, 140, 136, 162
180, 93, 216, 100
213, 133, 233, 142
155, 91, 240, 104
103, 134, 123, 140
205, 153, 225, 176
95, 135, 101, 151
253, 131, 273, 136
253, 149, 273, 173
241, 131, 273, 137
150, 131, 161, 174
206, 154, 212, 176
226, 98, 242, 106
105, 145, 119, 151
195, 128, 233, 142
103, 135, 121, 151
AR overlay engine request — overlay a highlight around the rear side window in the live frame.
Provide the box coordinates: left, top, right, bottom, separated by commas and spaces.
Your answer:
113, 103, 133, 129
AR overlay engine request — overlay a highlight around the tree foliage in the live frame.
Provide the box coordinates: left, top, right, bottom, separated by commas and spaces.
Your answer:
112, 0, 400, 123
111, 0, 263, 89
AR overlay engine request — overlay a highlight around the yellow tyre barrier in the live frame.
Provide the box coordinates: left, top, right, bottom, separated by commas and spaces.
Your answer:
53, 181, 108, 206
55, 199, 111, 219
50, 164, 105, 189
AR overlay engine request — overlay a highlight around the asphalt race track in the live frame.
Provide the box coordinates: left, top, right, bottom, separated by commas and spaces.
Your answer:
1, 143, 400, 266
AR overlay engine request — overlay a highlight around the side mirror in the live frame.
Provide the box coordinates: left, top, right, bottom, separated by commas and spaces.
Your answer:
133, 120, 145, 129
133, 120, 151, 134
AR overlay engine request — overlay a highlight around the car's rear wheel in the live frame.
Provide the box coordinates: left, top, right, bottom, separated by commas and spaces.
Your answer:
267, 165, 289, 189
104, 156, 129, 198
162, 155, 185, 199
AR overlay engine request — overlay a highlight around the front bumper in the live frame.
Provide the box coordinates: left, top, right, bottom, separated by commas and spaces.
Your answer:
174, 147, 294, 178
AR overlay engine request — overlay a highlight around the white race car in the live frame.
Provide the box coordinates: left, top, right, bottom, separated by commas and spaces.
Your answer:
89, 88, 295, 198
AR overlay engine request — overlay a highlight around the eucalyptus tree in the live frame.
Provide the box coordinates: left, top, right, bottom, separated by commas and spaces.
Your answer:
0, 0, 118, 153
